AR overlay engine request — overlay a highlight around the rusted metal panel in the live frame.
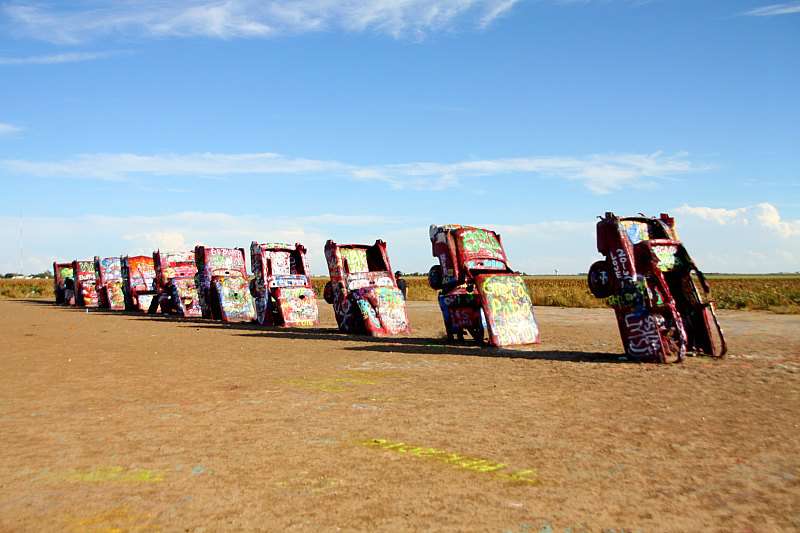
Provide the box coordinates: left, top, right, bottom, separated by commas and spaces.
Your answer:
250, 242, 319, 327
323, 240, 410, 336
588, 212, 726, 363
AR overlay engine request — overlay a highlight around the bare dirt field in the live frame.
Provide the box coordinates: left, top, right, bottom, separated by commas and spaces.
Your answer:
1, 299, 798, 532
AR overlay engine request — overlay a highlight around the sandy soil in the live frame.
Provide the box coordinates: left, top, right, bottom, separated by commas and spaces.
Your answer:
0, 299, 798, 532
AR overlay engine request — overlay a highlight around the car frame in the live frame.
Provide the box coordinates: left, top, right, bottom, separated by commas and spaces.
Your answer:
121, 255, 157, 312
428, 224, 540, 347
323, 239, 410, 336
250, 241, 319, 327
587, 212, 727, 363
195, 246, 256, 323
94, 256, 126, 310
52, 262, 74, 305
72, 259, 99, 307
151, 250, 202, 317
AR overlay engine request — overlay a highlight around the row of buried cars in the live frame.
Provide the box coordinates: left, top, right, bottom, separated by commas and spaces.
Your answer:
51, 212, 726, 363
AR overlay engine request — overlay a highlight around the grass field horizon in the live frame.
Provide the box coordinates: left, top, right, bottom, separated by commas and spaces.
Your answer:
5, 274, 799, 314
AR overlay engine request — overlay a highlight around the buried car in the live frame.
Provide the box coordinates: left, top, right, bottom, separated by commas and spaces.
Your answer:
151, 250, 202, 317
323, 239, 410, 336
121, 255, 157, 312
588, 212, 726, 363
95, 256, 126, 310
52, 262, 74, 305
250, 242, 318, 327
428, 225, 539, 347
195, 246, 255, 323
72, 259, 99, 307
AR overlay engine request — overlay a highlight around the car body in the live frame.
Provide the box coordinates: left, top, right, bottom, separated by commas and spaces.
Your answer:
52, 262, 74, 305
94, 256, 125, 310
195, 246, 255, 323
121, 255, 157, 312
428, 225, 540, 347
152, 250, 202, 317
323, 239, 410, 336
588, 212, 727, 363
72, 259, 99, 307
250, 242, 319, 327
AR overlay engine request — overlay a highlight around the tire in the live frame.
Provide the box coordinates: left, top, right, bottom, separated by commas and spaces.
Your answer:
428, 265, 443, 290
588, 260, 613, 299
323, 281, 335, 304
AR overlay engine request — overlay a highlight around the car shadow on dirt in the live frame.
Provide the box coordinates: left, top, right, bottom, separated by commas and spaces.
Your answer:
229, 329, 629, 363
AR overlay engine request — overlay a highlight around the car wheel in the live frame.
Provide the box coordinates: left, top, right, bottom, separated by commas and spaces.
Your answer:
588, 260, 613, 299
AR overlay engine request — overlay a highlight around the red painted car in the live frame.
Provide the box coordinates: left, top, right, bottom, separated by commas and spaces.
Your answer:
195, 246, 255, 323
588, 212, 726, 363
95, 256, 125, 310
323, 239, 410, 336
152, 250, 202, 317
52, 262, 74, 305
72, 259, 99, 307
428, 225, 539, 346
250, 242, 318, 327
121, 255, 157, 312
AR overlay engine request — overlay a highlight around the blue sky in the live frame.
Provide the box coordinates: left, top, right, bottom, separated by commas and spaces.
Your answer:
0, 0, 798, 275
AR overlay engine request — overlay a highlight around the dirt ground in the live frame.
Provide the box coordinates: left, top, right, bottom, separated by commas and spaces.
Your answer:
0, 299, 798, 533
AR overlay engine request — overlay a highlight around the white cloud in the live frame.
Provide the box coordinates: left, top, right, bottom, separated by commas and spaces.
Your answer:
0, 211, 407, 275
3, 206, 798, 275
0, 150, 703, 194
675, 202, 800, 238
0, 50, 127, 65
0, 122, 23, 136
742, 2, 800, 16
671, 205, 748, 225
2, 0, 522, 43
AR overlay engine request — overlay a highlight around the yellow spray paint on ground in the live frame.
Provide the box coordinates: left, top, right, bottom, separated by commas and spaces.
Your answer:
361, 438, 538, 485
59, 466, 165, 483
67, 506, 159, 532
284, 371, 399, 393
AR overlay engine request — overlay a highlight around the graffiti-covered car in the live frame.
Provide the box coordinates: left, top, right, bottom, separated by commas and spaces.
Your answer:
94, 256, 126, 310
152, 250, 202, 317
195, 246, 255, 323
121, 255, 157, 312
588, 212, 726, 363
72, 259, 99, 307
250, 242, 319, 327
428, 225, 539, 347
323, 239, 410, 336
53, 262, 74, 305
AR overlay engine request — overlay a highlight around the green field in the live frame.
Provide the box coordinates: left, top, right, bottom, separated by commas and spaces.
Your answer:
5, 275, 799, 313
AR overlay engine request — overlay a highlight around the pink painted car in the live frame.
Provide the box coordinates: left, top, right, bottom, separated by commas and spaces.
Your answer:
52, 262, 74, 305
588, 212, 726, 363
95, 256, 125, 310
250, 242, 318, 327
72, 259, 98, 307
195, 246, 256, 323
121, 255, 157, 312
323, 239, 410, 336
428, 225, 539, 347
152, 250, 202, 317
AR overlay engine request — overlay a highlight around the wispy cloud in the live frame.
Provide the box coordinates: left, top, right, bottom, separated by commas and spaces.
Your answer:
2, 0, 521, 43
742, 2, 800, 16
0, 50, 128, 65
675, 202, 800, 238
0, 150, 704, 194
0, 122, 23, 136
